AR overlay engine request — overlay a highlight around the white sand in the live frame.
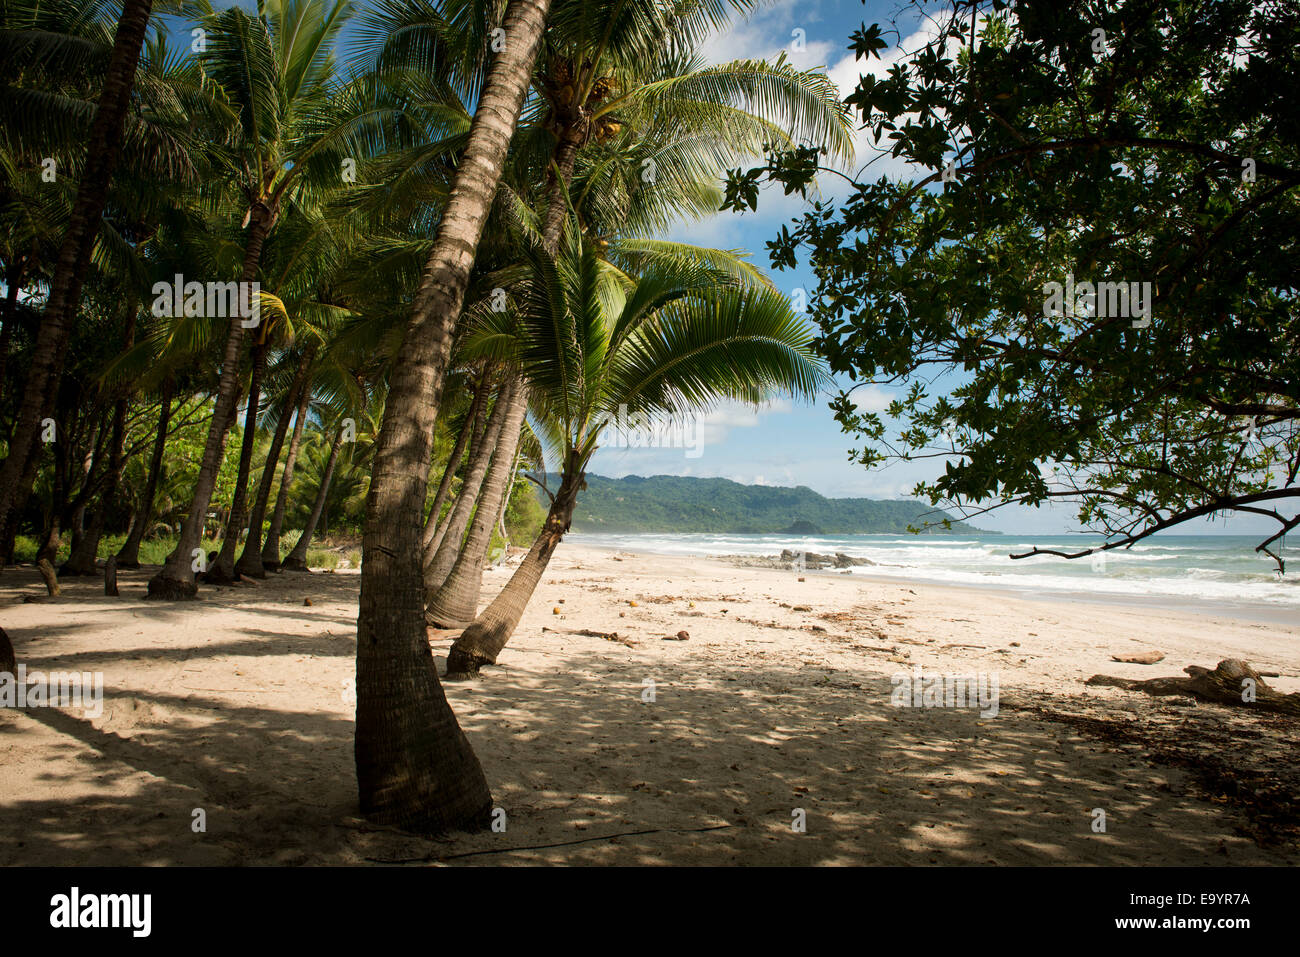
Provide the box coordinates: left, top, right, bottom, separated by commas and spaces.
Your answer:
1, 544, 1296, 865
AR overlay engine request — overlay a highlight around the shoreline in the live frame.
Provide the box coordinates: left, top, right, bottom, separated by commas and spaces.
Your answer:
569, 539, 1300, 627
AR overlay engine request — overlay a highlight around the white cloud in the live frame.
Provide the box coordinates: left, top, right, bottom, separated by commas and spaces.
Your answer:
849, 383, 898, 414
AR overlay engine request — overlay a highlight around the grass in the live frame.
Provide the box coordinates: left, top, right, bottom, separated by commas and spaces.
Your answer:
12, 531, 349, 571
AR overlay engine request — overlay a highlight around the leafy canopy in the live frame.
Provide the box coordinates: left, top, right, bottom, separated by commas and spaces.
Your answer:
722, 0, 1300, 570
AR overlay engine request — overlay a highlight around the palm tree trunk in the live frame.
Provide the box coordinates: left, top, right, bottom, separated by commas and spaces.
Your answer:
540, 126, 586, 250
424, 373, 493, 563
0, 259, 26, 413
422, 365, 491, 553
426, 375, 528, 626
147, 209, 274, 599
237, 350, 311, 578
59, 421, 98, 564
62, 291, 138, 575
423, 375, 515, 595
491, 445, 521, 565
281, 426, 345, 571
0, 0, 155, 546
262, 383, 311, 570
61, 406, 126, 575
355, 0, 550, 834
37, 511, 62, 566
116, 379, 173, 567
209, 338, 268, 583
446, 456, 585, 677
438, 110, 575, 597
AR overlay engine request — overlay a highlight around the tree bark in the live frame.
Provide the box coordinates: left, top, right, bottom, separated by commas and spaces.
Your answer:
1086, 659, 1300, 716
446, 457, 584, 677
104, 556, 119, 596
539, 126, 586, 250
262, 382, 312, 570
355, 0, 551, 834
63, 296, 137, 576
280, 425, 345, 571
116, 379, 173, 567
0, 0, 155, 544
422, 365, 491, 553
209, 338, 269, 583
430, 99, 575, 619
0, 626, 15, 677
147, 209, 274, 599
423, 375, 515, 596
426, 374, 528, 626
491, 445, 521, 564
0, 258, 26, 413
237, 350, 311, 578
37, 558, 60, 597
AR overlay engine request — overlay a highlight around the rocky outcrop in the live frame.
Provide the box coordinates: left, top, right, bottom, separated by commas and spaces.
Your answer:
779, 549, 874, 570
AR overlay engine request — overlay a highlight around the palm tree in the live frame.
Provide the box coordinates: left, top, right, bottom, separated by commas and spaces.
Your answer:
233, 344, 314, 577
425, 368, 529, 625
115, 376, 174, 567
149, 0, 376, 598
445, 226, 826, 676
260, 374, 313, 570
526, 0, 853, 244
421, 368, 517, 594
418, 0, 852, 613
0, 0, 157, 553
354, 0, 553, 832
422, 362, 492, 554
281, 417, 346, 571
229, 205, 354, 580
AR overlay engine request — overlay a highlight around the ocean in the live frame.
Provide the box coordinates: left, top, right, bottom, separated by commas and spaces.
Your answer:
567, 532, 1300, 619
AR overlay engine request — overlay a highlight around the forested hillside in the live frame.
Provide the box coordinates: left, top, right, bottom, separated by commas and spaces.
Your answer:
550, 474, 982, 534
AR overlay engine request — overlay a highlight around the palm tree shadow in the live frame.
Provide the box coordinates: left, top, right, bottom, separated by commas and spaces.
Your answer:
429, 654, 1282, 865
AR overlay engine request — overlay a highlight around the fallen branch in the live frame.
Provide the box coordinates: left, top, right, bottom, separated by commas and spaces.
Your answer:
1086, 659, 1300, 716
365, 823, 734, 864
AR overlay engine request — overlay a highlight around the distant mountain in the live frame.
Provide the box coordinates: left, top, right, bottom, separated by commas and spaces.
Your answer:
545, 474, 983, 534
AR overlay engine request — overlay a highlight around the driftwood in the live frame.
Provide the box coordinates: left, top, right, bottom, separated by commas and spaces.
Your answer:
1111, 650, 1164, 664
36, 559, 60, 597
544, 627, 640, 648
1086, 659, 1300, 716
0, 626, 15, 676
104, 556, 119, 597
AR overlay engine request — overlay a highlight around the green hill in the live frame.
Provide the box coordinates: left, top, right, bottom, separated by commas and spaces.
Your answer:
546, 474, 982, 534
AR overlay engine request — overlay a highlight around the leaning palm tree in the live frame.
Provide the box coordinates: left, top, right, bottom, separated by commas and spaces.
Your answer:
353, 0, 552, 833
445, 225, 826, 676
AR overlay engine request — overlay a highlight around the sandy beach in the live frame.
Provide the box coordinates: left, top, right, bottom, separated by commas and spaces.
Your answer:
2, 544, 1297, 866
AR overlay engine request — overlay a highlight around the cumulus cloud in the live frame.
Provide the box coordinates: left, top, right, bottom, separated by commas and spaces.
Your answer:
848, 383, 899, 414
